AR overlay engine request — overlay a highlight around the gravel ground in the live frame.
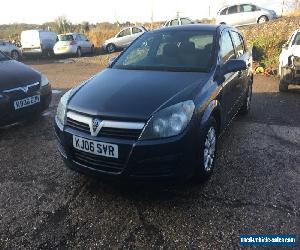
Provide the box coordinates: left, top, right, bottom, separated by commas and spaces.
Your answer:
0, 59, 299, 249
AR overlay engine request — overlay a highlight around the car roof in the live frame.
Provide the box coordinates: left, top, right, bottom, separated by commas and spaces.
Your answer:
153, 24, 221, 33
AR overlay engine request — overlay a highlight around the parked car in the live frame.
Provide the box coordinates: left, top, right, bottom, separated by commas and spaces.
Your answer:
102, 26, 147, 53
163, 17, 194, 27
55, 24, 253, 182
278, 29, 300, 91
21, 30, 57, 56
54, 33, 94, 57
0, 51, 52, 126
0, 40, 21, 60
216, 4, 277, 26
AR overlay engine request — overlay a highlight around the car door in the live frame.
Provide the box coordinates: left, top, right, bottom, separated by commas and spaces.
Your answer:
80, 34, 91, 53
131, 27, 144, 42
225, 5, 240, 26
219, 30, 240, 122
230, 30, 250, 105
114, 28, 132, 48
239, 4, 259, 25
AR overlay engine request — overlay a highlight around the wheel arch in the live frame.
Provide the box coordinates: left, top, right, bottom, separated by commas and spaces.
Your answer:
200, 100, 222, 134
257, 15, 269, 23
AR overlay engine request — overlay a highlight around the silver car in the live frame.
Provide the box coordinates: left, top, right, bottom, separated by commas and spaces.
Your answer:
163, 17, 194, 27
103, 26, 147, 53
216, 4, 277, 26
54, 33, 94, 57
0, 40, 21, 60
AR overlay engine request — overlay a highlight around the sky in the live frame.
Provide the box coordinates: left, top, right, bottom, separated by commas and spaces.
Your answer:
0, 0, 286, 24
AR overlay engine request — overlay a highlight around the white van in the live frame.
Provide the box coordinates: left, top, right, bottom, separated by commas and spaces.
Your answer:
21, 30, 57, 56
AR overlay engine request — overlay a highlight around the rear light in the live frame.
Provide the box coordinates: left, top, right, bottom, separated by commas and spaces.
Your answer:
70, 41, 77, 45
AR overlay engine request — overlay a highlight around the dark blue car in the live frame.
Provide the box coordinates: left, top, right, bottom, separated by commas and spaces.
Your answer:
54, 24, 253, 182
0, 51, 52, 126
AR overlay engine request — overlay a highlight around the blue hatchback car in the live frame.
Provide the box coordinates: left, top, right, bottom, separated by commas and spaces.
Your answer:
54, 24, 253, 182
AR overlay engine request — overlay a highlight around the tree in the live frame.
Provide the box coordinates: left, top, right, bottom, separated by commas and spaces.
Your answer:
54, 16, 73, 34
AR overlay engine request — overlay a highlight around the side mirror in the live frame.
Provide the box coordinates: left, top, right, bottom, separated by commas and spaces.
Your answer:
222, 59, 247, 75
282, 43, 288, 49
108, 56, 117, 67
86, 39, 89, 41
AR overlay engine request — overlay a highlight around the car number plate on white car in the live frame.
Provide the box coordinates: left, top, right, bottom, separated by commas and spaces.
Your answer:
73, 135, 119, 159
14, 95, 40, 110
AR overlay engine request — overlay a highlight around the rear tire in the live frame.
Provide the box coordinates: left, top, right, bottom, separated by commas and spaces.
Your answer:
258, 15, 268, 23
195, 117, 218, 181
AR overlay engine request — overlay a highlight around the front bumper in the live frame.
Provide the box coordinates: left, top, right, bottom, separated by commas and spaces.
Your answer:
54, 117, 199, 182
0, 84, 52, 126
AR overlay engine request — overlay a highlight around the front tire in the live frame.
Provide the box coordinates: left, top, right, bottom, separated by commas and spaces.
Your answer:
106, 43, 116, 53
195, 117, 218, 180
279, 67, 289, 92
11, 50, 20, 60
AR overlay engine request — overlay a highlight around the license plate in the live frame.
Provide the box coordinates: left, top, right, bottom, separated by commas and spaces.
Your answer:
58, 47, 67, 51
14, 95, 40, 110
73, 135, 119, 159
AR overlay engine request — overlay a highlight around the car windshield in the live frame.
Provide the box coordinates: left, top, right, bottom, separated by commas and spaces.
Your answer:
0, 51, 9, 61
292, 32, 300, 45
58, 35, 74, 41
113, 30, 215, 72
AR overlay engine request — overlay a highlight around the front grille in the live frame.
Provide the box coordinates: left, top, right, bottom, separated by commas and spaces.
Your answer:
100, 127, 142, 140
72, 149, 124, 173
67, 117, 90, 133
66, 117, 143, 140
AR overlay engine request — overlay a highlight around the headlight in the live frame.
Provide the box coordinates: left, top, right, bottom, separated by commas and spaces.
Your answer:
56, 90, 72, 126
139, 100, 195, 140
40, 74, 49, 87
56, 77, 94, 126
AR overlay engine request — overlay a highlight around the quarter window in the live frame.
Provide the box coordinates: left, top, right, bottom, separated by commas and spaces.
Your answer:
220, 31, 236, 64
231, 31, 245, 57
132, 27, 142, 34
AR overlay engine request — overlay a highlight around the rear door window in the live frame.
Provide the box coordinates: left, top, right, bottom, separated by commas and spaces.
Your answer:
132, 27, 143, 34
220, 31, 236, 64
171, 19, 180, 26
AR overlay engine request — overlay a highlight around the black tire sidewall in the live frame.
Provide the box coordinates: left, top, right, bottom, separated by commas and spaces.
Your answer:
11, 50, 19, 60
107, 44, 115, 53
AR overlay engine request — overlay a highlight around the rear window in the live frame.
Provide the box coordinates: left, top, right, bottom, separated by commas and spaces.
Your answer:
58, 35, 74, 41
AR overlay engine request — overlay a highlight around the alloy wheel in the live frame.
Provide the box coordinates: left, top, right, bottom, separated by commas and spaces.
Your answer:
203, 127, 216, 172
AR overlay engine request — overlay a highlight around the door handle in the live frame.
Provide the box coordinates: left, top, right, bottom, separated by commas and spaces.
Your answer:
238, 71, 242, 77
